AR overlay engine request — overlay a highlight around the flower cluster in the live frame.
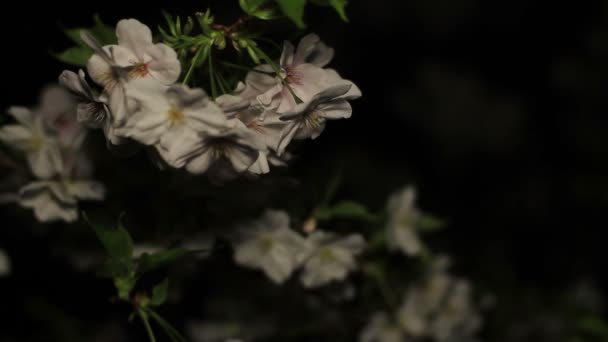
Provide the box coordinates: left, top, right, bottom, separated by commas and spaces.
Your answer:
232, 209, 366, 288
360, 257, 482, 342
0, 86, 104, 222
60, 19, 361, 178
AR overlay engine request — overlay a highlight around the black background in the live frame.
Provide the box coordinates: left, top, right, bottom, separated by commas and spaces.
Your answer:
1, 0, 608, 340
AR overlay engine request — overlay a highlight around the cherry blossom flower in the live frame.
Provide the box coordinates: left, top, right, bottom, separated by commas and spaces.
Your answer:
58, 70, 124, 144
233, 209, 308, 284
277, 84, 355, 155
118, 78, 227, 166
0, 107, 63, 179
300, 230, 366, 288
83, 19, 181, 124
253, 34, 361, 113
385, 186, 425, 257
18, 179, 105, 223
178, 120, 269, 175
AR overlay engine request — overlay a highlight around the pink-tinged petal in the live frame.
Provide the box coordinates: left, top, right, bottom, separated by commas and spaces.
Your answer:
86, 53, 113, 88
226, 144, 258, 173
257, 84, 283, 108
276, 121, 300, 155
116, 19, 153, 61
109, 44, 140, 69
277, 87, 299, 113
28, 142, 63, 179
321, 69, 361, 99
307, 41, 334, 67
185, 148, 214, 174
106, 85, 129, 125
248, 152, 270, 175
47, 182, 76, 205
67, 181, 105, 200
18, 182, 78, 223
319, 100, 352, 120
293, 34, 320, 65
246, 65, 277, 94
157, 127, 203, 168
0, 125, 34, 150
7, 107, 35, 127
145, 44, 181, 84
280, 41, 295, 67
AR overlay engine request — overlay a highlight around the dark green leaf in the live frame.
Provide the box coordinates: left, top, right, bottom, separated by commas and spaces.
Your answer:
136, 248, 190, 275
91, 15, 116, 45
315, 200, 378, 222
54, 47, 92, 66
150, 279, 169, 306
275, 0, 307, 28
85, 213, 134, 263
329, 0, 348, 21
417, 214, 446, 232
114, 275, 136, 301
578, 317, 608, 339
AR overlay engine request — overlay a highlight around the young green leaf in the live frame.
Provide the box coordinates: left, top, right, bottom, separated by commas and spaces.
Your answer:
275, 0, 307, 28
149, 279, 169, 307
417, 214, 446, 232
329, 0, 348, 21
136, 248, 190, 275
85, 214, 134, 263
55, 47, 93, 66
315, 200, 378, 222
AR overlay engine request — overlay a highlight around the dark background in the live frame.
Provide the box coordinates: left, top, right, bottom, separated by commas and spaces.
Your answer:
1, 0, 608, 340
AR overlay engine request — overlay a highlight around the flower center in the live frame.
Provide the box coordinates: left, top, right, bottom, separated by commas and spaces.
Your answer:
129, 62, 150, 79
285, 67, 303, 85
258, 236, 274, 253
303, 110, 323, 129
167, 105, 185, 126
28, 135, 45, 151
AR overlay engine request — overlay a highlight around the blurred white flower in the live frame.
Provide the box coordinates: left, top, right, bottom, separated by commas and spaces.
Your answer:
0, 249, 11, 277
385, 186, 424, 257
233, 209, 308, 284
397, 256, 482, 342
254, 34, 361, 113
359, 312, 405, 342
277, 84, 355, 155
37, 85, 84, 149
18, 179, 105, 223
0, 107, 63, 179
300, 230, 366, 288
429, 280, 482, 342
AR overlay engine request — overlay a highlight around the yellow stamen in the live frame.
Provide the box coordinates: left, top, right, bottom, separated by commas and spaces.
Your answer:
167, 105, 185, 126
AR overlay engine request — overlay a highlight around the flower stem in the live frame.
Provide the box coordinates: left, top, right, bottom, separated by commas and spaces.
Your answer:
138, 309, 157, 342
182, 43, 209, 85
208, 48, 218, 98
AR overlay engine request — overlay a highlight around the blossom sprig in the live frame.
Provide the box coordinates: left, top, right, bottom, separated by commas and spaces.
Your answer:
85, 214, 202, 342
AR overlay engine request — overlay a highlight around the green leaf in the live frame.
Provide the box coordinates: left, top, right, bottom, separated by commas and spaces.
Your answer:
578, 317, 608, 339
114, 275, 136, 301
136, 248, 190, 275
240, 0, 280, 20
417, 214, 446, 232
275, 0, 307, 28
150, 279, 169, 307
85, 213, 134, 263
315, 200, 378, 222
91, 15, 116, 45
55, 47, 92, 66
329, 0, 348, 21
